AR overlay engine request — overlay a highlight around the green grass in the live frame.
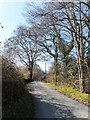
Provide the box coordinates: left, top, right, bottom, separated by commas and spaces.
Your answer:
2, 90, 34, 119
46, 83, 89, 106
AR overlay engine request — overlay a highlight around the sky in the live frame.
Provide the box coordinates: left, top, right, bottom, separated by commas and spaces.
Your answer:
0, 0, 87, 71
0, 2, 52, 71
0, 2, 26, 43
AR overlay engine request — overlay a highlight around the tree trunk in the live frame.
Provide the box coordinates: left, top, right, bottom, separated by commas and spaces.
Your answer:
78, 54, 84, 92
63, 55, 68, 79
54, 42, 58, 85
76, 31, 84, 92
78, 2, 85, 92
75, 32, 84, 93
72, 2, 84, 93
29, 61, 33, 81
30, 70, 33, 80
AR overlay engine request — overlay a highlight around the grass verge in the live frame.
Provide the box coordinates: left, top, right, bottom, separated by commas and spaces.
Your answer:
46, 82, 89, 106
2, 90, 34, 119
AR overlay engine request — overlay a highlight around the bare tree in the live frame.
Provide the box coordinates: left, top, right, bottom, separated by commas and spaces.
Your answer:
4, 1, 89, 92
24, 2, 75, 84
4, 25, 42, 80
60, 2, 90, 92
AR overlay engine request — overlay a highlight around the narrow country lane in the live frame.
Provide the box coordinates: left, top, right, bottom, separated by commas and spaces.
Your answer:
26, 81, 89, 119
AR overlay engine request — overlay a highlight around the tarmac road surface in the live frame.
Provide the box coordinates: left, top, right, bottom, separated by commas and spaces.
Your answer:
27, 81, 89, 119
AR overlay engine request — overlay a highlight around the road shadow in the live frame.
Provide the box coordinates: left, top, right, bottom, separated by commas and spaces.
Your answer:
31, 93, 77, 119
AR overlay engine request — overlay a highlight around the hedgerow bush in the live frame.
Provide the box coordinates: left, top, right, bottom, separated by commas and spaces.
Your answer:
2, 57, 25, 105
2, 56, 34, 119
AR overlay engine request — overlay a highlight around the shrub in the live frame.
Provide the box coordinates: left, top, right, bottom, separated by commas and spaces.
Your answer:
2, 57, 25, 105
57, 74, 62, 84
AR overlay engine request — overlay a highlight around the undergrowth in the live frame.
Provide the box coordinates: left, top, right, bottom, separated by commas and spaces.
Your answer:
2, 90, 34, 119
